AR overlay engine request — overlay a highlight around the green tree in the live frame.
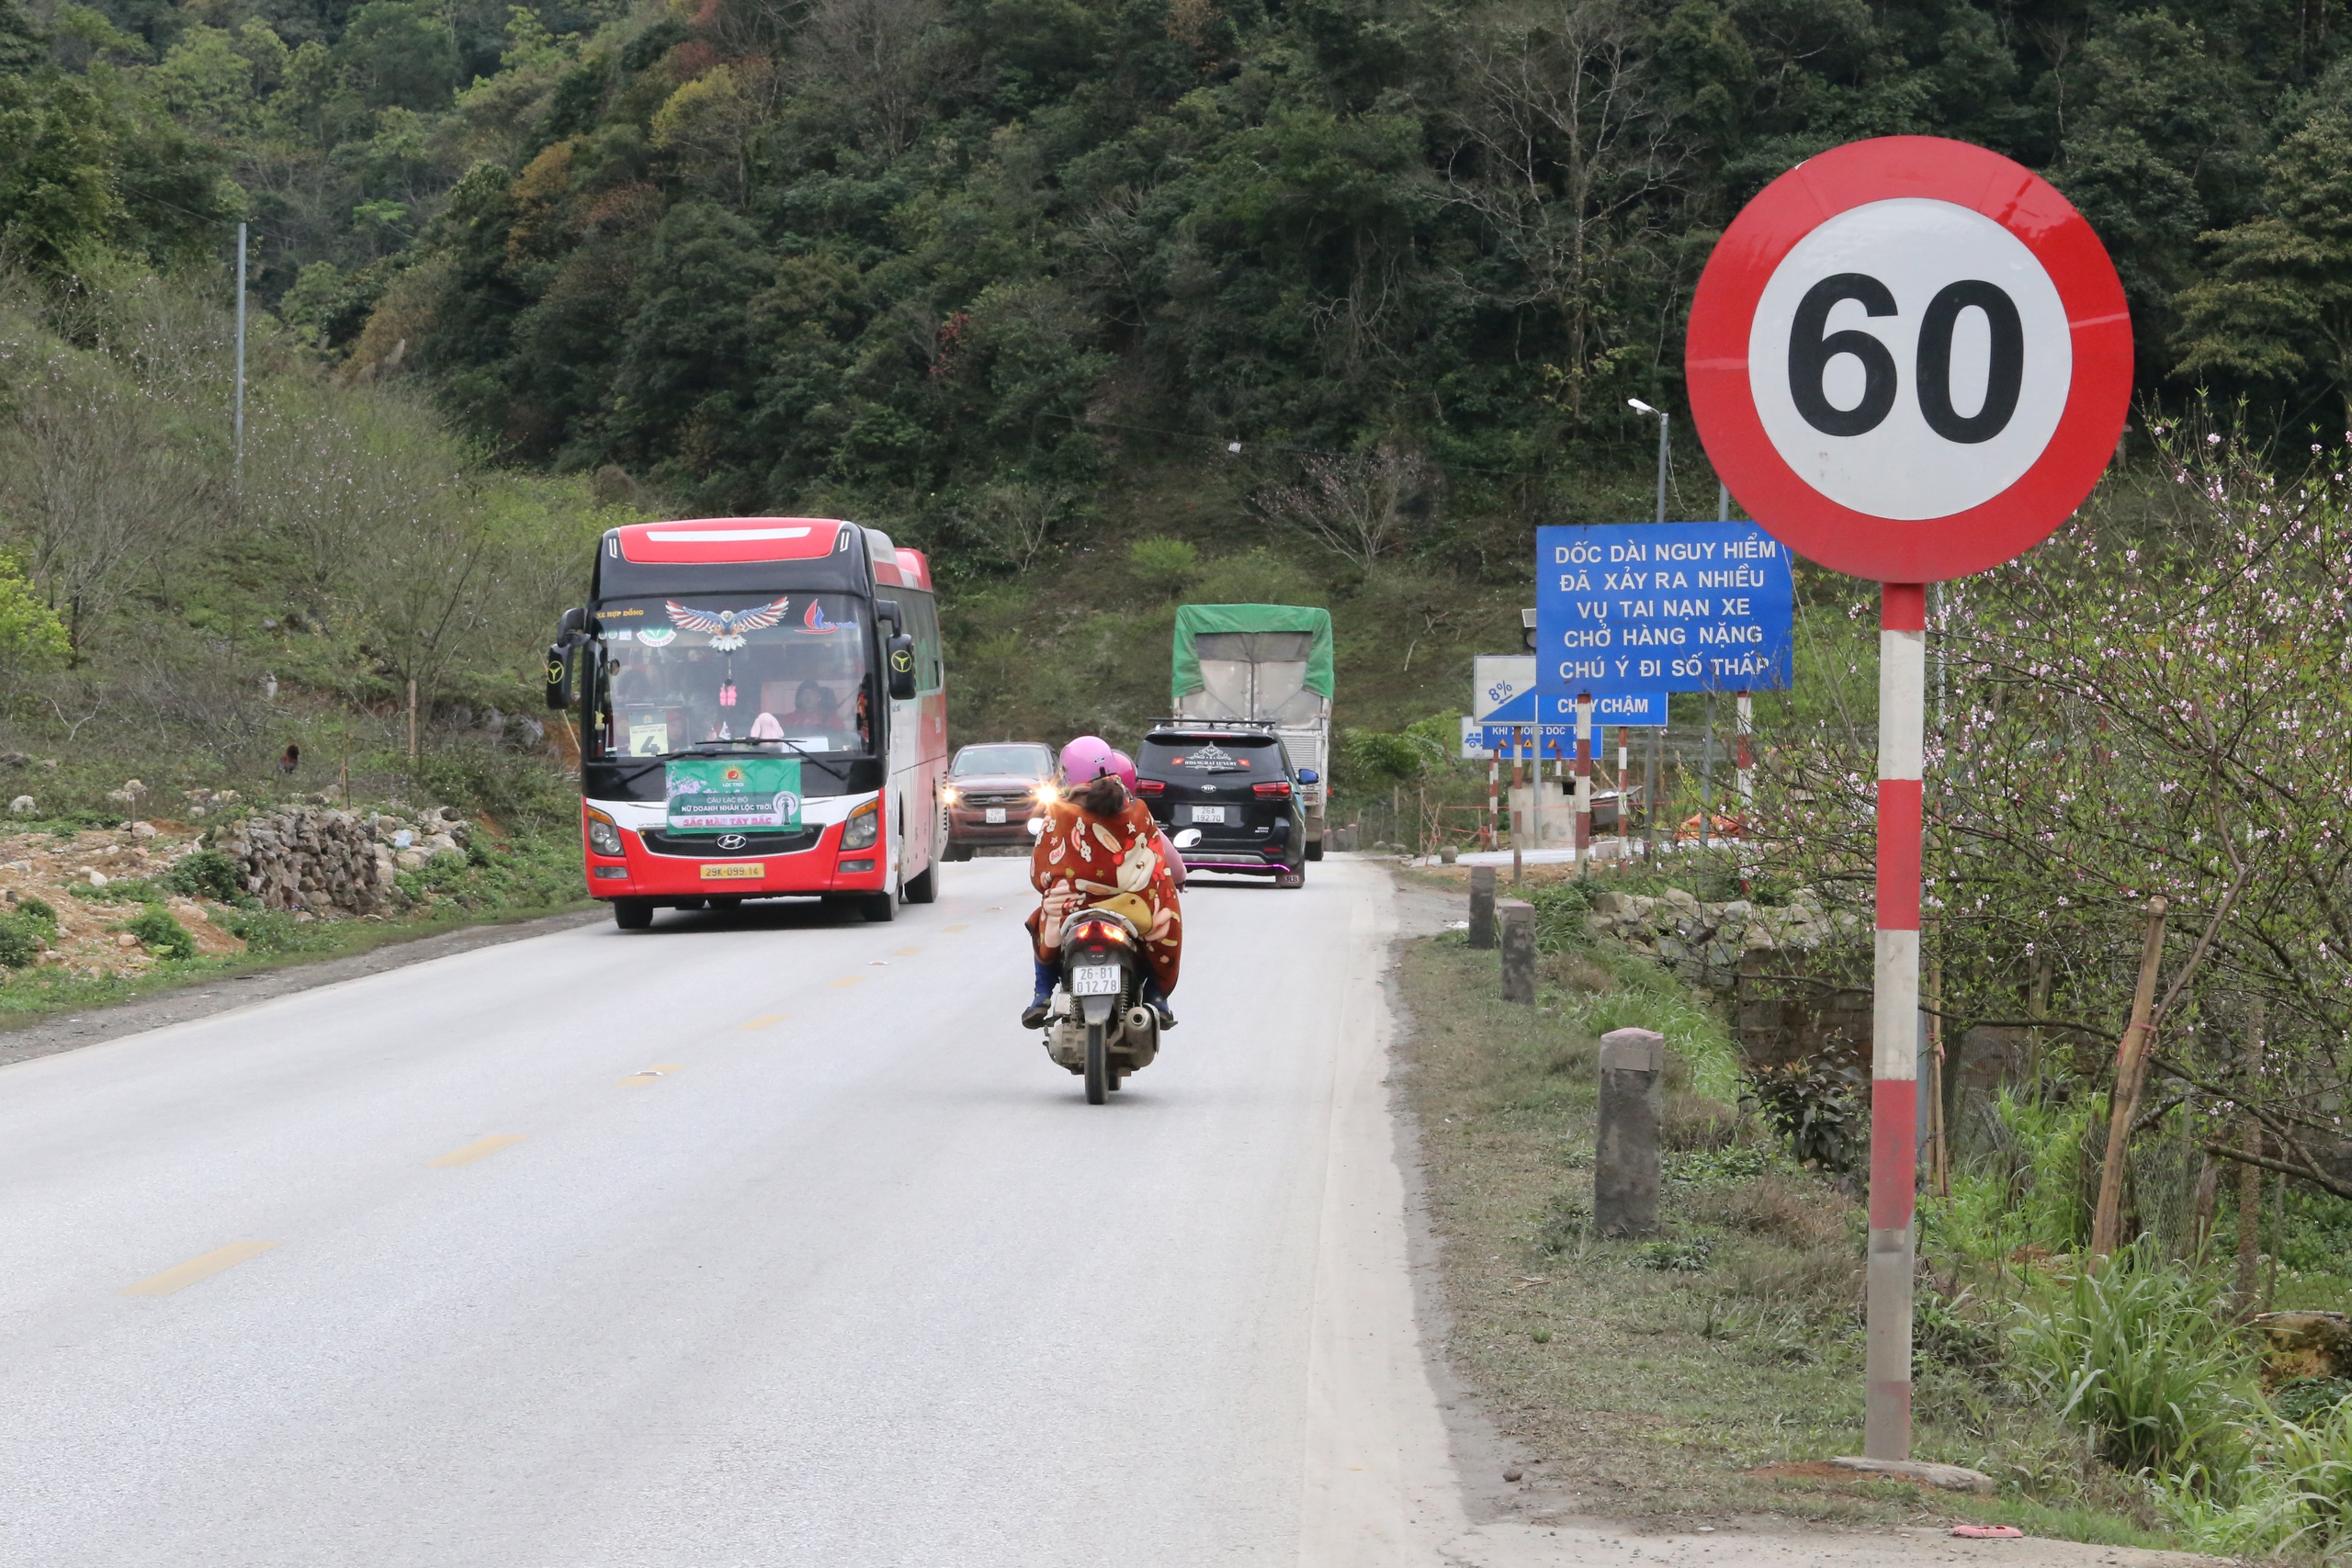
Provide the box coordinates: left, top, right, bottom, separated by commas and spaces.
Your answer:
2174, 111, 2352, 423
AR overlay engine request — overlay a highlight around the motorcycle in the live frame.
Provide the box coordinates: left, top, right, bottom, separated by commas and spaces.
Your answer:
1042, 906, 1159, 1103
1039, 828, 1195, 1104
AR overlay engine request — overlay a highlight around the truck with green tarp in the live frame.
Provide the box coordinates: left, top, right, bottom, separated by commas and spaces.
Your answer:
1170, 604, 1334, 860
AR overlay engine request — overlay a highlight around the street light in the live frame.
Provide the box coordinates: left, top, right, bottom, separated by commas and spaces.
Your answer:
1627, 399, 1667, 525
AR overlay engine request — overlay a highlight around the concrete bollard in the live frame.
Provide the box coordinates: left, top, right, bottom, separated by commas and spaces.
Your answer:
1468, 866, 1497, 949
1596, 1027, 1666, 1237
1498, 898, 1535, 1003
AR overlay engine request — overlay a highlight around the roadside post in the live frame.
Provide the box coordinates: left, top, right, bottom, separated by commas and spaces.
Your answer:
1685, 135, 2132, 1460
1498, 899, 1535, 1003
1469, 866, 1498, 949
1510, 725, 1525, 886
1595, 1027, 1666, 1236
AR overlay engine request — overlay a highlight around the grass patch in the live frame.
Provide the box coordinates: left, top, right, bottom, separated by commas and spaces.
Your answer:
1394, 922, 2170, 1537
0, 827, 589, 1030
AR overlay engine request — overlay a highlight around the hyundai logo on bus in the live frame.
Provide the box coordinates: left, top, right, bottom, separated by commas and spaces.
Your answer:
1534, 522, 1794, 697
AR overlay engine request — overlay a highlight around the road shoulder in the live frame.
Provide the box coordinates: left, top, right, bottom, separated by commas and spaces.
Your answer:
0, 907, 606, 1068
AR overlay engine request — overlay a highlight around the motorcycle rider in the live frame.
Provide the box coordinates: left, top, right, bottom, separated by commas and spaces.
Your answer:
1022, 736, 1183, 1030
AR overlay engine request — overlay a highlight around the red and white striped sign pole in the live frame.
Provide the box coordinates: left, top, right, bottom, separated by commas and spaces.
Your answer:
1572, 695, 1594, 874
1866, 583, 1926, 1453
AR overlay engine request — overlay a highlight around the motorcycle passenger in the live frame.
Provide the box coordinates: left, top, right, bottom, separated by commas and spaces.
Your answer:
1022, 736, 1183, 1031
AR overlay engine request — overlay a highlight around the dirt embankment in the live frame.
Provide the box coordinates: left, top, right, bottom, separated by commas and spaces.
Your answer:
0, 824, 245, 977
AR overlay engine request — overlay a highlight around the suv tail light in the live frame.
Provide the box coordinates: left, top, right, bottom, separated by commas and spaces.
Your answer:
1135, 779, 1165, 795
1252, 780, 1292, 798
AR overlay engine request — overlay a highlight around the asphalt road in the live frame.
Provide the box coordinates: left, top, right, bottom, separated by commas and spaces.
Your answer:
0, 855, 1463, 1567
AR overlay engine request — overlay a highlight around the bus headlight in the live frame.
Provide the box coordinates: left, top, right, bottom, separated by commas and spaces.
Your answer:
842, 798, 880, 851
584, 808, 625, 858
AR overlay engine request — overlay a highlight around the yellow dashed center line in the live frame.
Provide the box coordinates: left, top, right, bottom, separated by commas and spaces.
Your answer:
428, 1134, 528, 1168
941, 924, 967, 933
827, 976, 865, 989
892, 945, 922, 956
615, 1063, 686, 1087
738, 1014, 788, 1030
120, 1241, 282, 1297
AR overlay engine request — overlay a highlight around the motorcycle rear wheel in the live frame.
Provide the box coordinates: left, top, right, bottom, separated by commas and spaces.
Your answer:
1084, 1022, 1107, 1104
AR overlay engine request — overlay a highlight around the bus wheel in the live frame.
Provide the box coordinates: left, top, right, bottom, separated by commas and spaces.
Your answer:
903, 863, 936, 904
613, 898, 653, 931
861, 892, 896, 922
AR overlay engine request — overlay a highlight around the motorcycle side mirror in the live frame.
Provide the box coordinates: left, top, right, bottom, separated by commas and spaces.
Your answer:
1296, 768, 1318, 784
1027, 816, 1046, 838
886, 633, 917, 700
1173, 828, 1203, 848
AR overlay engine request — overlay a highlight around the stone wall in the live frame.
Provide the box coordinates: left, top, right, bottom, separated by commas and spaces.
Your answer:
211, 807, 389, 915
1585, 886, 1851, 975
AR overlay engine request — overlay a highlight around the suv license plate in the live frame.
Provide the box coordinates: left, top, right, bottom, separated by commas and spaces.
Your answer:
1191, 805, 1227, 824
985, 807, 1007, 823
1070, 964, 1122, 996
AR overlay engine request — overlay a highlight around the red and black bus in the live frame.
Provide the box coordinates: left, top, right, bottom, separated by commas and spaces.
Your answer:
548, 518, 947, 928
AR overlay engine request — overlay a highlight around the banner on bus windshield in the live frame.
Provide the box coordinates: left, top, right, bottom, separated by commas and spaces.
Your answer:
665, 757, 804, 832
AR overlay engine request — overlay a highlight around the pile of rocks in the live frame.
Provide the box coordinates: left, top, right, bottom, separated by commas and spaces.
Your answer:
1585, 886, 1858, 976
211, 807, 391, 915
363, 805, 470, 873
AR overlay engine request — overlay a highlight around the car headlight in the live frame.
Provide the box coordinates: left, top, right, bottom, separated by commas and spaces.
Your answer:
584, 808, 624, 858
842, 798, 880, 851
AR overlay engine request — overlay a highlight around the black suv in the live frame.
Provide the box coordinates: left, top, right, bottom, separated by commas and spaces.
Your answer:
1136, 722, 1309, 888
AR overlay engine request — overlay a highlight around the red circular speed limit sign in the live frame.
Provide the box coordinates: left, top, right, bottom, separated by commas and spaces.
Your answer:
1687, 137, 2132, 582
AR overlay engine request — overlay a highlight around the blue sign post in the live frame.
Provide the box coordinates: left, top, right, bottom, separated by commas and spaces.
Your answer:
1534, 523, 1795, 697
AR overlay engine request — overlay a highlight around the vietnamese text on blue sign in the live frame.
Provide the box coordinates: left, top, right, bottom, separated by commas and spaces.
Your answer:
1535, 523, 1794, 694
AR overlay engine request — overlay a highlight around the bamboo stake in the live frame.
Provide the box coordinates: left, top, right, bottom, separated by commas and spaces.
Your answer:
2090, 898, 2170, 1258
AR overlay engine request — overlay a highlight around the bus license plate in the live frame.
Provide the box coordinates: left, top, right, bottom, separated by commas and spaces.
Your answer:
699, 863, 763, 880
985, 807, 1007, 823
1191, 805, 1227, 824
1070, 964, 1122, 996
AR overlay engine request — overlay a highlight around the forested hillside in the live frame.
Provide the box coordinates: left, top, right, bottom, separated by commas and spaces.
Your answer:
6, 0, 2352, 791
11, 0, 2352, 523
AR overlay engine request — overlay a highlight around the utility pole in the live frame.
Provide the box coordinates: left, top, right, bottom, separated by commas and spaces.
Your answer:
233, 220, 248, 482
1630, 400, 1669, 524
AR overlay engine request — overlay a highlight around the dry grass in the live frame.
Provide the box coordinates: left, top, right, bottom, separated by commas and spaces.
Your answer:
1393, 930, 2180, 1543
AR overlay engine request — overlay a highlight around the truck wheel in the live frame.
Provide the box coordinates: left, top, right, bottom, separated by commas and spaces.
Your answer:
613, 898, 653, 931
903, 863, 936, 904
1305, 839, 1324, 862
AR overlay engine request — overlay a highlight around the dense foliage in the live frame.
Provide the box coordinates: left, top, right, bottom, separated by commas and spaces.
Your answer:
15, 0, 2352, 542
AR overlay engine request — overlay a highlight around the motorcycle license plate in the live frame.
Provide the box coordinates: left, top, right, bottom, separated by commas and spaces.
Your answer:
1070, 964, 1122, 996
1190, 805, 1227, 824
985, 807, 1007, 823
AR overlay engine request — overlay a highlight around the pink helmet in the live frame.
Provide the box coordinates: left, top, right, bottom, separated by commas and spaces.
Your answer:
1058, 734, 1118, 785
1102, 749, 1138, 792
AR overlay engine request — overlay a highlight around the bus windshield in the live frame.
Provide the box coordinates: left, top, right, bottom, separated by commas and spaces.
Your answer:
596, 592, 872, 759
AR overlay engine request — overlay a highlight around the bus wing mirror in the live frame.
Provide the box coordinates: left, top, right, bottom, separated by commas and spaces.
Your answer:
886, 633, 918, 700
874, 598, 903, 633
545, 643, 571, 711
560, 605, 589, 637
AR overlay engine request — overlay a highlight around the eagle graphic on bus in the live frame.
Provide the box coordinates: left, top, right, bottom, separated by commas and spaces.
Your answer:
664, 596, 792, 651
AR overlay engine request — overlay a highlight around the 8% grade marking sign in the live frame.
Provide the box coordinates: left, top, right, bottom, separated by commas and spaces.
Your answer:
1685, 135, 2132, 1463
